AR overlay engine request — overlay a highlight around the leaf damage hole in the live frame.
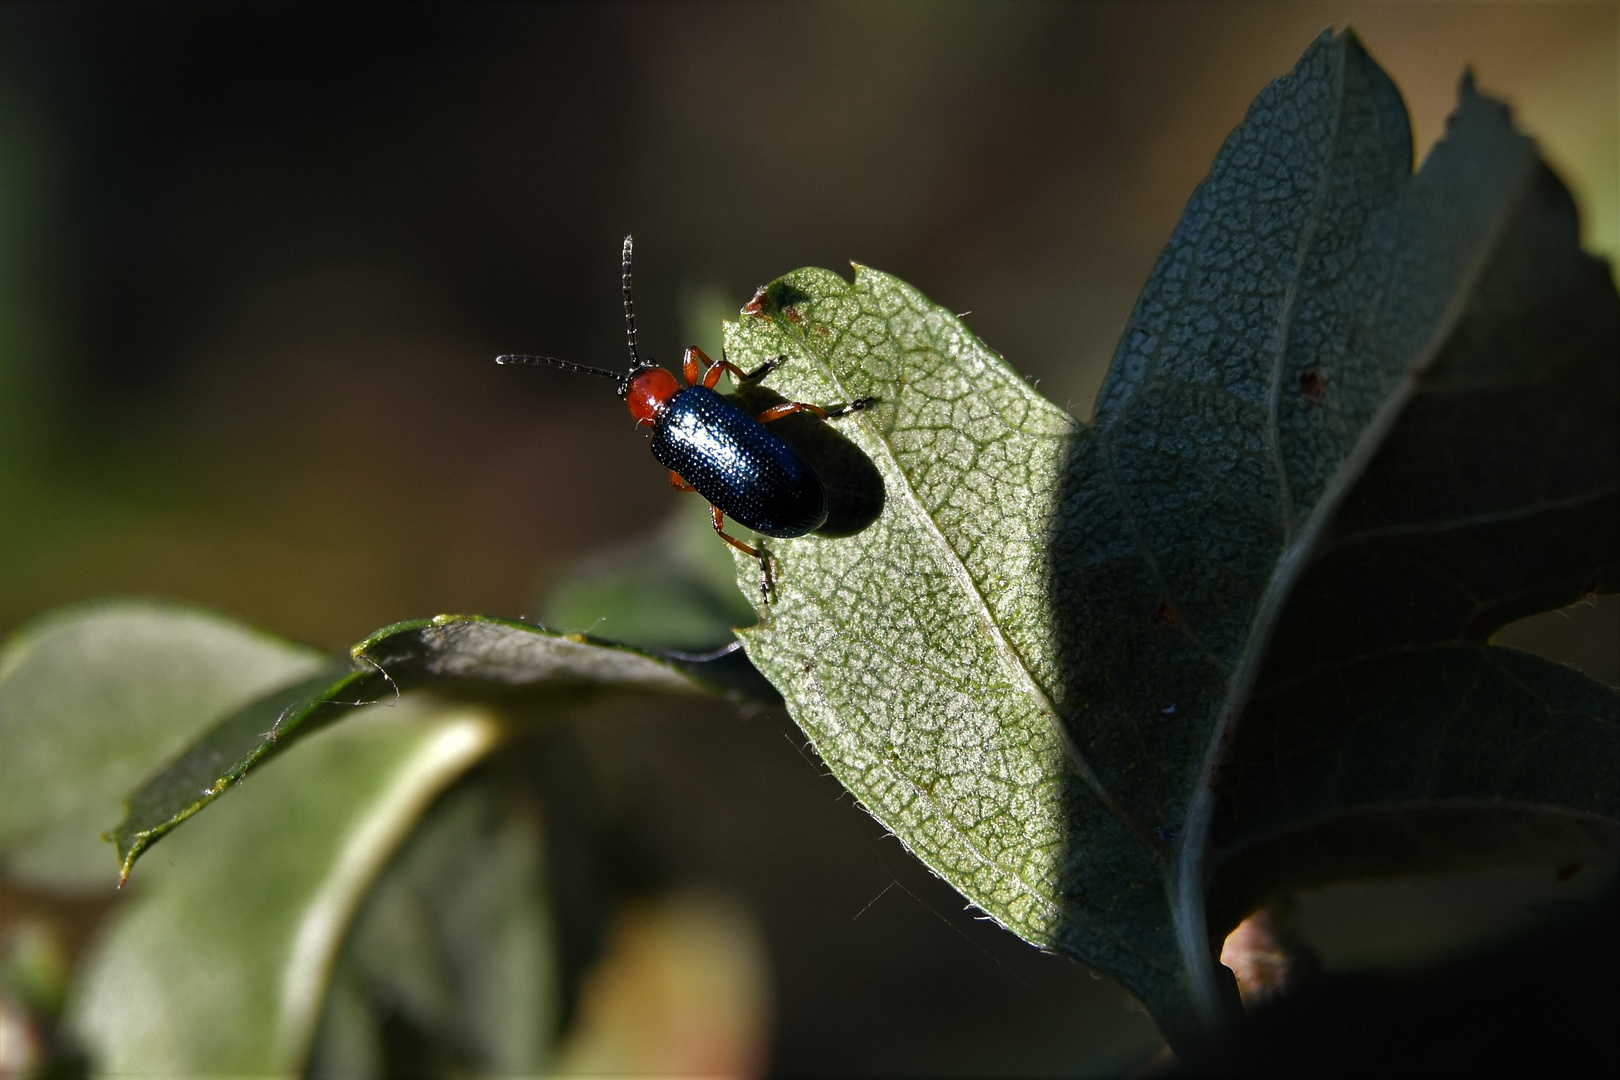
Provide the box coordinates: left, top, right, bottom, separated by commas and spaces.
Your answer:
741, 280, 811, 321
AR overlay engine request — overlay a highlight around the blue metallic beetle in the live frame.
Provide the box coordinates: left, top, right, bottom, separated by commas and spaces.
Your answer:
497, 236, 871, 595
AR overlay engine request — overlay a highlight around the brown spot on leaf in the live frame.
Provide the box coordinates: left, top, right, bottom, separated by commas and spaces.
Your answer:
1298, 367, 1326, 405
1557, 862, 1584, 882
1151, 599, 1177, 629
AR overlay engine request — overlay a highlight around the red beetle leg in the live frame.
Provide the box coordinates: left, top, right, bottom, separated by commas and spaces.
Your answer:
756, 401, 827, 423
708, 505, 758, 556
682, 346, 708, 387
709, 506, 776, 598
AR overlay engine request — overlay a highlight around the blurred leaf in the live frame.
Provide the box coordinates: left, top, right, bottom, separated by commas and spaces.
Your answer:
553, 889, 770, 1079
718, 30, 1619, 1044
0, 600, 325, 889
65, 696, 502, 1076
542, 497, 757, 653
306, 772, 557, 1079
111, 613, 710, 882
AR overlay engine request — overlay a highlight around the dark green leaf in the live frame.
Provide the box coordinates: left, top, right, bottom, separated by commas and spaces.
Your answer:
542, 460, 758, 654
307, 771, 557, 1078
1208, 87, 1620, 929
715, 29, 1619, 1044
110, 613, 710, 882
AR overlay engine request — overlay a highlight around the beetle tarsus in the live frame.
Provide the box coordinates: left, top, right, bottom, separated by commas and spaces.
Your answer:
827, 396, 877, 417
756, 546, 777, 600
741, 355, 786, 383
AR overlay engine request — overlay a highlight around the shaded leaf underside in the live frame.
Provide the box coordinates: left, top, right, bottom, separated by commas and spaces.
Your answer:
723, 29, 1619, 1039
1212, 130, 1620, 927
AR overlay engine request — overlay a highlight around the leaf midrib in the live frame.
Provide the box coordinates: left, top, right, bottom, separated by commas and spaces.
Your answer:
786, 293, 1172, 861
1173, 100, 1539, 1025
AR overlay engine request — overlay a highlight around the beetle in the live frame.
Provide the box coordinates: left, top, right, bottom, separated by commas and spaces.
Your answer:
497, 236, 871, 596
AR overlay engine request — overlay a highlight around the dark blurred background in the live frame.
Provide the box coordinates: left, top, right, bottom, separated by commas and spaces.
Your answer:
1, 2, 1614, 1075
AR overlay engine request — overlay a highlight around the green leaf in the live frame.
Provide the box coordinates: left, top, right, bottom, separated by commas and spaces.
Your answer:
65, 696, 502, 1075
110, 613, 710, 882
1206, 80, 1620, 932
0, 600, 326, 889
541, 497, 758, 653
306, 771, 558, 1078
717, 30, 1619, 1044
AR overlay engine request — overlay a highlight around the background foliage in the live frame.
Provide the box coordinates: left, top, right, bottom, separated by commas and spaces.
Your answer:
1, 4, 1616, 1077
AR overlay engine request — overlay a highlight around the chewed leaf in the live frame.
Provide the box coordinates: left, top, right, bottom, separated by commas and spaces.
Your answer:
109, 614, 714, 882
719, 30, 1620, 1044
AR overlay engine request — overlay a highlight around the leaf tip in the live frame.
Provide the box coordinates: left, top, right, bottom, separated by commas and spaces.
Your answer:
113, 831, 143, 888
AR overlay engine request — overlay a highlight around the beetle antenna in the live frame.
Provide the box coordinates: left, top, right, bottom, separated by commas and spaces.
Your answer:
495, 354, 625, 382
621, 234, 645, 376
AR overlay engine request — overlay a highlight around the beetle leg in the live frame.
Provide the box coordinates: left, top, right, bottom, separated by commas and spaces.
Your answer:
739, 354, 785, 383
756, 396, 873, 424
686, 346, 758, 391
685, 348, 788, 390
682, 346, 708, 387
709, 505, 776, 598
709, 505, 758, 557
825, 396, 876, 417
757, 401, 827, 423
669, 470, 696, 492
